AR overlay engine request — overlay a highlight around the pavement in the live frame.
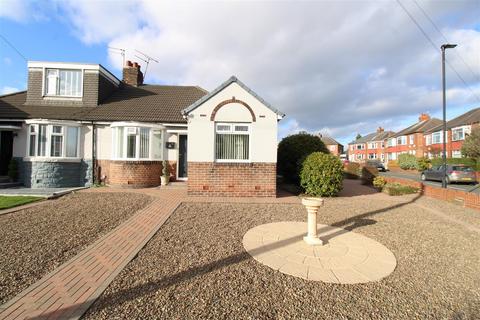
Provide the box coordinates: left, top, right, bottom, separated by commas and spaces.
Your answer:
380, 171, 480, 194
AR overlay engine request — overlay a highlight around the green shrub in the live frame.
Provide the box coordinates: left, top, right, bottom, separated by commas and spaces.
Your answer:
7, 159, 18, 181
373, 176, 387, 189
278, 133, 329, 184
361, 166, 379, 185
300, 152, 344, 197
383, 183, 419, 196
344, 162, 360, 179
417, 157, 431, 171
398, 153, 418, 170
430, 157, 479, 171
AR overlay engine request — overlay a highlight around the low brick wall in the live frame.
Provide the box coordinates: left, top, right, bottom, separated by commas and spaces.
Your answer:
383, 176, 480, 211
188, 162, 276, 197
96, 160, 177, 188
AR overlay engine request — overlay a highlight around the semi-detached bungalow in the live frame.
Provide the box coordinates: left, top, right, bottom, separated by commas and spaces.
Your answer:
0, 61, 284, 197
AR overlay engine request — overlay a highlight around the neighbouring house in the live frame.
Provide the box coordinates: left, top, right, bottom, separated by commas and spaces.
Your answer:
0, 60, 284, 197
319, 135, 344, 156
347, 127, 394, 163
424, 107, 480, 158
386, 113, 442, 161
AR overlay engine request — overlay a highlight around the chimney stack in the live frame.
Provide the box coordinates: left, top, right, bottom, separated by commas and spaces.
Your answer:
418, 113, 430, 122
122, 60, 144, 86
377, 127, 384, 133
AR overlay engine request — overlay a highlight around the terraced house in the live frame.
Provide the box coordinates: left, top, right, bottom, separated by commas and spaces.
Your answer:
347, 127, 394, 163
0, 61, 284, 197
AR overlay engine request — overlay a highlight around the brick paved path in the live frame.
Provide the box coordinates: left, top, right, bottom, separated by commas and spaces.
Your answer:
0, 188, 186, 320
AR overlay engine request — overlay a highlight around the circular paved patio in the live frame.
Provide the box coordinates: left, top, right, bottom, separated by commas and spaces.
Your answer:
243, 222, 396, 284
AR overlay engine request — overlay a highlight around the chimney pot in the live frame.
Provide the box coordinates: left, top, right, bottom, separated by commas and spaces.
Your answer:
126, 60, 133, 67
133, 62, 139, 68
419, 113, 430, 122
377, 127, 384, 133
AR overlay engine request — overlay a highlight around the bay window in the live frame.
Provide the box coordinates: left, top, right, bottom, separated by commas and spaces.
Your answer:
27, 123, 80, 158
215, 123, 250, 162
45, 69, 82, 97
111, 124, 164, 160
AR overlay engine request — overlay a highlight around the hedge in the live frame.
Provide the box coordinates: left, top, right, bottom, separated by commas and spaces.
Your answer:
361, 166, 379, 185
398, 153, 418, 170
344, 162, 360, 179
300, 152, 344, 197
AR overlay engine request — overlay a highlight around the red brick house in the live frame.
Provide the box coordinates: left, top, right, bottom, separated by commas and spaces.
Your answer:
348, 127, 394, 163
424, 107, 480, 158
0, 61, 284, 197
319, 135, 344, 156
386, 113, 442, 161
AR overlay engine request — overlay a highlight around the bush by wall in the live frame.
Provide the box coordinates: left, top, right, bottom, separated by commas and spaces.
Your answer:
277, 133, 329, 184
430, 157, 479, 171
344, 162, 360, 179
398, 154, 418, 170
300, 152, 344, 197
361, 166, 379, 185
373, 176, 387, 189
383, 183, 419, 196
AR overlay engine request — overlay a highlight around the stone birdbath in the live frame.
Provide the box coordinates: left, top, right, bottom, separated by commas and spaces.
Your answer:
301, 197, 325, 245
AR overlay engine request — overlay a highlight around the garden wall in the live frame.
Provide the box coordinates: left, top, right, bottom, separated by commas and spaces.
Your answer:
383, 176, 480, 211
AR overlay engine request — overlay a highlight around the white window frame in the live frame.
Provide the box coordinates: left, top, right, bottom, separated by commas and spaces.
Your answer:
397, 136, 407, 145
452, 150, 462, 158
43, 68, 84, 98
215, 122, 251, 163
25, 121, 81, 161
111, 122, 165, 161
451, 126, 470, 141
432, 131, 442, 144
409, 135, 414, 145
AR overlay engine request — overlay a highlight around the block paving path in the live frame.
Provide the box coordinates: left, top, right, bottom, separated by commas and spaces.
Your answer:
0, 188, 186, 320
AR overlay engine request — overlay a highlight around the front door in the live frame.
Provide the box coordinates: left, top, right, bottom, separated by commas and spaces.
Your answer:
178, 135, 188, 179
0, 131, 13, 176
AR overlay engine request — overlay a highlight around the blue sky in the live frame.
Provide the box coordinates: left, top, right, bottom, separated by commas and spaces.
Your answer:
1, 0, 479, 146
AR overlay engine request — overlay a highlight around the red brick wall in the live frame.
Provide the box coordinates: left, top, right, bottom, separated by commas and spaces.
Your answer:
188, 162, 276, 197
95, 160, 177, 188
383, 176, 480, 211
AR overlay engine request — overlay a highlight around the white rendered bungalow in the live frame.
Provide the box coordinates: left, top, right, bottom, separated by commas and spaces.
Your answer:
0, 61, 284, 197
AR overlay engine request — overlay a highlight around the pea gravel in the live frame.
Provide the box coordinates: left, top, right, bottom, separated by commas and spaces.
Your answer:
0, 191, 152, 304
84, 194, 480, 319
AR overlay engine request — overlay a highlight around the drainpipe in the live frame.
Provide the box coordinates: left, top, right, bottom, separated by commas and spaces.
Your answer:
91, 122, 96, 186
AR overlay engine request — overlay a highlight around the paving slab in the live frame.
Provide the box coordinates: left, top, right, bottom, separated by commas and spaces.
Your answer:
243, 222, 397, 284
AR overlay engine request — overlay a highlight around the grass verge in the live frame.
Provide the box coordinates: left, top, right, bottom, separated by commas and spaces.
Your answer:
0, 196, 43, 210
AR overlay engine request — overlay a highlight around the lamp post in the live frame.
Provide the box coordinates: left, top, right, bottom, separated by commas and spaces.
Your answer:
441, 43, 457, 188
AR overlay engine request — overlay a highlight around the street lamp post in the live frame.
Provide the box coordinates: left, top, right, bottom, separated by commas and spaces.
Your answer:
441, 43, 457, 188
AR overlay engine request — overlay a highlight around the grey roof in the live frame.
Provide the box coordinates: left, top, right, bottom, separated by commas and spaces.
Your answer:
393, 117, 442, 137
182, 76, 285, 118
0, 85, 207, 123
349, 131, 395, 144
320, 135, 343, 147
425, 107, 480, 133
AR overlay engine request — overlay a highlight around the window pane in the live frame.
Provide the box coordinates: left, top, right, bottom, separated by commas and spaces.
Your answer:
52, 125, 62, 133
116, 127, 124, 158
127, 134, 136, 158
46, 69, 58, 95
38, 124, 47, 156
50, 135, 63, 157
151, 131, 162, 159
234, 125, 249, 132
217, 124, 230, 132
139, 128, 150, 158
29, 134, 36, 156
66, 127, 78, 157
216, 134, 249, 160
59, 70, 81, 97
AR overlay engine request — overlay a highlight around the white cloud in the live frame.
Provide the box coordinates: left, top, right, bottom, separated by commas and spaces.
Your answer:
1, 86, 20, 95
0, 0, 52, 22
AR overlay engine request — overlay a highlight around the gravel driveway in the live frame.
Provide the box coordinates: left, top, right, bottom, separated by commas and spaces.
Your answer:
84, 194, 480, 319
0, 191, 152, 304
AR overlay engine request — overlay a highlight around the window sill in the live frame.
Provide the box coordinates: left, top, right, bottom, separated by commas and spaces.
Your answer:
23, 157, 82, 163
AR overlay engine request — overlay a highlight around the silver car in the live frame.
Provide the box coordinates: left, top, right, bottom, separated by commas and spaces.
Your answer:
421, 165, 477, 184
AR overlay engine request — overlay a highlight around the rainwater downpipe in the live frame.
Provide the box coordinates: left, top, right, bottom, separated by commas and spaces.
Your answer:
91, 122, 96, 186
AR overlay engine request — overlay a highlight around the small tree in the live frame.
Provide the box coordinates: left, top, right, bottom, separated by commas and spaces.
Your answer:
300, 152, 344, 197
398, 154, 418, 170
277, 133, 329, 184
356, 133, 362, 140
462, 127, 480, 159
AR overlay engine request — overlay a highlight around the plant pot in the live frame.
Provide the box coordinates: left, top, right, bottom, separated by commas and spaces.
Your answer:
302, 197, 324, 246
161, 176, 170, 186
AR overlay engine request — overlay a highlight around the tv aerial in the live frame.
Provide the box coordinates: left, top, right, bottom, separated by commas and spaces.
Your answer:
135, 49, 159, 79
108, 46, 126, 66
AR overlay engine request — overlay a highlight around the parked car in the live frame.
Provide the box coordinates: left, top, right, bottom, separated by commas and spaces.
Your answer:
421, 165, 477, 184
366, 160, 387, 172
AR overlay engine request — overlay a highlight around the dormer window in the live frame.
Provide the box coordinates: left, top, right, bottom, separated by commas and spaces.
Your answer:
45, 69, 82, 97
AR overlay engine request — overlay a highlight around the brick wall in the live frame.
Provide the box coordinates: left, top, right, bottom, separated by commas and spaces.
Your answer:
383, 176, 480, 211
188, 162, 276, 197
96, 160, 177, 188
